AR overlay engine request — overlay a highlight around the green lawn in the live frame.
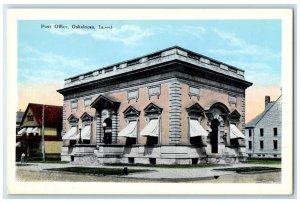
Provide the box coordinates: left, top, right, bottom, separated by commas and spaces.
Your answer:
105, 163, 222, 168
214, 166, 281, 173
47, 167, 150, 176
16, 163, 32, 166
244, 159, 281, 165
26, 160, 69, 164
24, 157, 68, 164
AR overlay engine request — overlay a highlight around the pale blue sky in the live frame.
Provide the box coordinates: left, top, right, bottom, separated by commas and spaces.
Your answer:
18, 20, 281, 87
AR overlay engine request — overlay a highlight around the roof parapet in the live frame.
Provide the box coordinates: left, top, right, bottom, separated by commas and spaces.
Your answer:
64, 46, 246, 88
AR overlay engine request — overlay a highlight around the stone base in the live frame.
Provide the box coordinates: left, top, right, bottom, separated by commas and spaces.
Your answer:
61, 146, 75, 162
72, 154, 100, 165
61, 144, 97, 164
247, 153, 281, 159
62, 144, 247, 165
61, 155, 71, 162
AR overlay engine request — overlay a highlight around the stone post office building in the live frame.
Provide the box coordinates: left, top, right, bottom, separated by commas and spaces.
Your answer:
57, 46, 252, 165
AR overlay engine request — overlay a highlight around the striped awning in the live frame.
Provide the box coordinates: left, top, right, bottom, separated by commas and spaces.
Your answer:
229, 124, 245, 139
141, 119, 159, 137
16, 142, 21, 147
190, 119, 208, 137
26, 127, 33, 135
17, 128, 26, 136
32, 127, 39, 135
80, 125, 91, 140
118, 121, 137, 138
62, 127, 77, 140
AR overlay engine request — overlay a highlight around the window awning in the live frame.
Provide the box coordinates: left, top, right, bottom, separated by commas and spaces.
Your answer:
230, 124, 245, 139
141, 119, 159, 137
62, 127, 77, 140
80, 125, 91, 140
17, 128, 26, 136
26, 127, 33, 135
32, 127, 39, 135
16, 142, 21, 147
118, 121, 137, 138
190, 119, 208, 137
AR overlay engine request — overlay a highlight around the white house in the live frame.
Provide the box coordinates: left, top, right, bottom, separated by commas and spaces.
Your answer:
245, 95, 282, 158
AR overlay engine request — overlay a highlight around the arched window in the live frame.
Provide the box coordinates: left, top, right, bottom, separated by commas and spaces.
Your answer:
103, 117, 112, 144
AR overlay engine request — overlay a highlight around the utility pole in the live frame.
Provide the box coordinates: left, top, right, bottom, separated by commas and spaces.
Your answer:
42, 105, 45, 161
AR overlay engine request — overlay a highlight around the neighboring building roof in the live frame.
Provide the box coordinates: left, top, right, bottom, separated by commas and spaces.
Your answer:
246, 95, 282, 128
21, 103, 62, 127
16, 111, 24, 124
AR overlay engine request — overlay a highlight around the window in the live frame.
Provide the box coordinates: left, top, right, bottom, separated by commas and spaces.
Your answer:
248, 141, 252, 150
120, 106, 140, 145
274, 155, 277, 158
189, 119, 208, 146
192, 158, 199, 165
273, 140, 278, 150
27, 115, 34, 121
84, 98, 92, 107
149, 158, 156, 165
70, 140, 76, 147
187, 103, 206, 146
128, 157, 135, 164
260, 140, 264, 149
249, 129, 252, 137
260, 128, 264, 136
80, 112, 93, 144
142, 103, 163, 145
274, 128, 278, 136
71, 100, 77, 110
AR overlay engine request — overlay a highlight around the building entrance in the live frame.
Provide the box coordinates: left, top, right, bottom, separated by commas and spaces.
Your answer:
103, 118, 112, 144
211, 119, 219, 153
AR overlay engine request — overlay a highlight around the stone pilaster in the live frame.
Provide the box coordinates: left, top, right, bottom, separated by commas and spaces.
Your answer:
111, 110, 118, 143
96, 112, 101, 145
168, 80, 182, 144
62, 101, 67, 135
241, 95, 245, 134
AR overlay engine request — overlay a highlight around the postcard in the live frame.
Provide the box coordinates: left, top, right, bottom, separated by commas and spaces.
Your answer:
5, 7, 293, 195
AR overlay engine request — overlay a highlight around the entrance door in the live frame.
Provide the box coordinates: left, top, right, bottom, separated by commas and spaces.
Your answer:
211, 119, 219, 153
103, 118, 112, 144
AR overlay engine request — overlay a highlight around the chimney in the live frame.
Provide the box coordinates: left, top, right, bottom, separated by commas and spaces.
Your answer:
265, 96, 270, 108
